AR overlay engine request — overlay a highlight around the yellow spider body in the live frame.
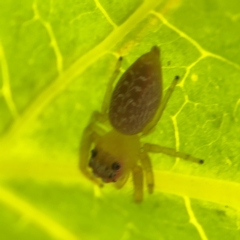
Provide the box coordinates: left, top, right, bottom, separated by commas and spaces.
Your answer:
80, 46, 203, 202
92, 129, 139, 185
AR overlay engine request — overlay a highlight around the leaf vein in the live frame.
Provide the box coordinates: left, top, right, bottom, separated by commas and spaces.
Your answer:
32, 0, 63, 74
184, 196, 209, 240
0, 42, 19, 119
0, 185, 79, 240
94, 0, 118, 29
151, 11, 240, 71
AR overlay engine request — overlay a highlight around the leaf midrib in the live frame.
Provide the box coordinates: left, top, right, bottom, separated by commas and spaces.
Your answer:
1, 157, 239, 210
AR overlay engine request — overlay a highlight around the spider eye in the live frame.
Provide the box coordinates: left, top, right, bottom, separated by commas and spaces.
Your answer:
91, 149, 97, 158
112, 162, 121, 170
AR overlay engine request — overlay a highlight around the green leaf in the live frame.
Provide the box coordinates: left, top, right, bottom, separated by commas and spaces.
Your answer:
0, 0, 240, 239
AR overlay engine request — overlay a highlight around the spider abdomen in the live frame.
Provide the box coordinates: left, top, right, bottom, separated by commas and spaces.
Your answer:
109, 46, 162, 135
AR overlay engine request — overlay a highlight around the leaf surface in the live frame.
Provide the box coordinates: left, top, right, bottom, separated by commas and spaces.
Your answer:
0, 0, 240, 239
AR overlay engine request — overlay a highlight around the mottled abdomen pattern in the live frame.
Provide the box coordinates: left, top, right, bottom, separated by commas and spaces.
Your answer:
109, 46, 162, 135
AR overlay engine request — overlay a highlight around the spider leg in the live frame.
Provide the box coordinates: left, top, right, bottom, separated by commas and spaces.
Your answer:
79, 111, 107, 187
101, 56, 123, 115
132, 165, 144, 203
144, 143, 204, 164
143, 75, 180, 135
140, 152, 154, 194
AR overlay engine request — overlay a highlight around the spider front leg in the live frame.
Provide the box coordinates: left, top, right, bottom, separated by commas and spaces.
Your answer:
79, 112, 106, 187
79, 56, 122, 186
101, 55, 122, 115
